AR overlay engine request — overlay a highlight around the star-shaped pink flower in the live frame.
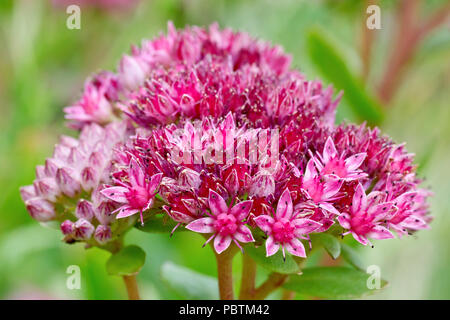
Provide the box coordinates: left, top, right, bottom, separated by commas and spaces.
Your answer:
101, 158, 163, 225
186, 190, 255, 254
338, 183, 395, 246
311, 136, 367, 181
254, 189, 322, 258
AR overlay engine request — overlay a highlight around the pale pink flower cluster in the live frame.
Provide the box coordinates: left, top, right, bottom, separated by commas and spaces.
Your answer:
21, 23, 431, 257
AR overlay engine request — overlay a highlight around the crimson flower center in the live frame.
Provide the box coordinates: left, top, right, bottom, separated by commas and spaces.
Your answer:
214, 213, 238, 236
302, 178, 324, 203
322, 158, 348, 177
126, 186, 150, 209
350, 213, 374, 235
272, 218, 295, 243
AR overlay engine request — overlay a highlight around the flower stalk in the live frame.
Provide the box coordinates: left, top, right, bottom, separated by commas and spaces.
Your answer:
122, 275, 140, 300
253, 273, 288, 300
281, 290, 296, 300
213, 245, 238, 300
239, 253, 257, 299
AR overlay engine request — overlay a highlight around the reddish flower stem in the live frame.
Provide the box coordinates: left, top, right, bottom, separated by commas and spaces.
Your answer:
122, 275, 140, 300
281, 289, 296, 300
253, 273, 288, 300
214, 245, 238, 300
239, 253, 257, 299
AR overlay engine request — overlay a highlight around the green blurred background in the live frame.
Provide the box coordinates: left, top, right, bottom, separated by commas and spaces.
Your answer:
0, 0, 449, 299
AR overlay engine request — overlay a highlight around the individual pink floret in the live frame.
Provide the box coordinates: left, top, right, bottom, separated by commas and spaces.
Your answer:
338, 183, 395, 246
254, 189, 321, 258
186, 190, 255, 254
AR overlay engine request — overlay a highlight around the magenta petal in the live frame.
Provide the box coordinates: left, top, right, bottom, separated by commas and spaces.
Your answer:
345, 153, 366, 171
337, 214, 351, 229
395, 191, 418, 204
148, 172, 163, 194
304, 159, 317, 181
254, 215, 274, 234
208, 190, 228, 216
265, 235, 280, 257
352, 183, 367, 214
224, 169, 239, 195
368, 226, 394, 240
323, 179, 342, 199
323, 136, 338, 163
366, 191, 386, 206
163, 206, 194, 224
101, 186, 128, 203
352, 232, 369, 245
276, 189, 293, 220
186, 217, 215, 233
368, 202, 394, 220
401, 215, 429, 230
319, 202, 340, 216
293, 218, 322, 236
129, 158, 145, 186
234, 225, 255, 243
286, 238, 306, 258
116, 206, 139, 219
311, 155, 324, 171
214, 234, 232, 254
181, 198, 198, 214
230, 200, 253, 220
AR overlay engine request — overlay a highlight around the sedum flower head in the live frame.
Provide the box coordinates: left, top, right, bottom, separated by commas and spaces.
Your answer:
21, 23, 431, 258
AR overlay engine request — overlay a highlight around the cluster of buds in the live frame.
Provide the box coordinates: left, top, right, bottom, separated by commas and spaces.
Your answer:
21, 122, 135, 247
21, 23, 431, 258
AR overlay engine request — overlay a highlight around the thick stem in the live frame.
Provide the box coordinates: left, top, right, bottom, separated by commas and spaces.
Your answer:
122, 275, 140, 300
253, 273, 288, 300
281, 289, 296, 300
214, 246, 237, 300
239, 253, 257, 299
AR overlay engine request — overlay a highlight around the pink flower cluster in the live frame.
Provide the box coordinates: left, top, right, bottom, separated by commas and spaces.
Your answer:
21, 122, 133, 246
21, 23, 431, 257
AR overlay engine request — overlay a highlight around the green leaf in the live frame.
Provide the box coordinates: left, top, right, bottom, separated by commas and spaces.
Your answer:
341, 243, 365, 270
106, 245, 146, 276
136, 214, 183, 234
161, 262, 219, 300
307, 29, 384, 125
283, 267, 387, 299
245, 244, 300, 275
312, 233, 341, 260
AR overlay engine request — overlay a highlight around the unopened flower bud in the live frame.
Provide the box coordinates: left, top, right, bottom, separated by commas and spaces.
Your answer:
119, 55, 147, 90
94, 201, 116, 225
76, 199, 95, 221
53, 144, 71, 161
33, 178, 60, 202
81, 166, 98, 191
60, 219, 74, 235
25, 198, 55, 222
35, 165, 46, 180
20, 185, 36, 202
94, 225, 112, 245
59, 135, 79, 148
56, 167, 80, 197
44, 158, 61, 177
89, 151, 105, 168
73, 218, 95, 240
249, 171, 275, 198
179, 168, 201, 190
